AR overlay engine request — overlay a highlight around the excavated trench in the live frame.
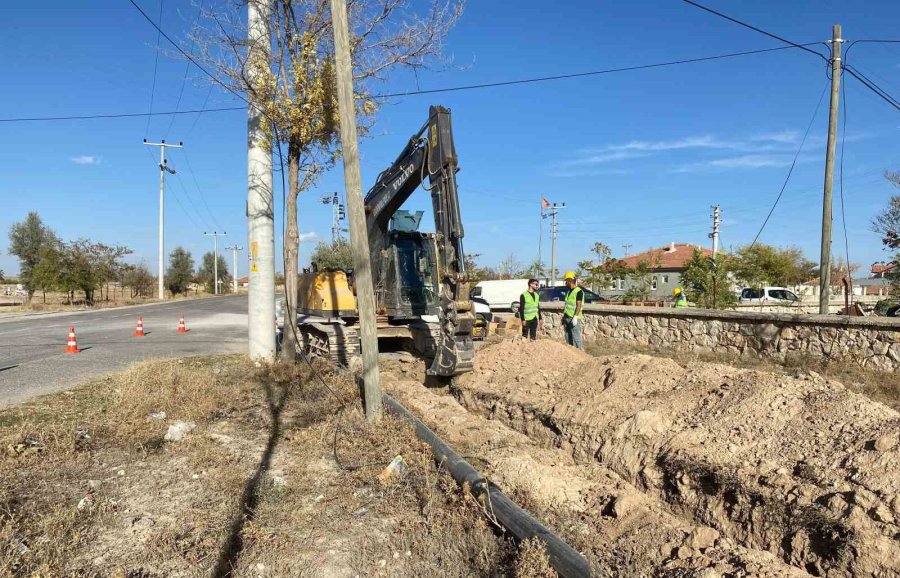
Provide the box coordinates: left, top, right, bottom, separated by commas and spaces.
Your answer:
446, 340, 900, 578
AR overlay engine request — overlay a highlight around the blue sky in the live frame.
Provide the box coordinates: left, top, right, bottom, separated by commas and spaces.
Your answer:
2, 0, 899, 278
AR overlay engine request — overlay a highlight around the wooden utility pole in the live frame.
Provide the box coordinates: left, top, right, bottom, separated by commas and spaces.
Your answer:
330, 0, 382, 422
819, 24, 843, 315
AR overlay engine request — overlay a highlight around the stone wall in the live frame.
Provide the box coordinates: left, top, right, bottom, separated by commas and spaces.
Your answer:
540, 302, 900, 371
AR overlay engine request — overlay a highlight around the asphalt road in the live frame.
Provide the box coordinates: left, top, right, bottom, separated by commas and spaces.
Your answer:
0, 295, 248, 408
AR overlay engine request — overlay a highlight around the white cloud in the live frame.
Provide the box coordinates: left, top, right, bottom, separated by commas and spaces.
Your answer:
564, 150, 647, 166
672, 154, 817, 173
299, 232, 319, 242
71, 155, 101, 165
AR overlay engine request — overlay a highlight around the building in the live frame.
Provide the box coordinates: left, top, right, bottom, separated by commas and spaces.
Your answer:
606, 242, 712, 300
237, 276, 250, 288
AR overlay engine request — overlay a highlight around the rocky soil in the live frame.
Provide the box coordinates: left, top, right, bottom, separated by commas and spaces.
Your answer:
443, 339, 900, 578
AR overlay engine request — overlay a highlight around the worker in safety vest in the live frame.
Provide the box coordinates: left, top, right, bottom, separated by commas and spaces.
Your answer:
673, 287, 688, 308
519, 278, 542, 339
562, 271, 584, 350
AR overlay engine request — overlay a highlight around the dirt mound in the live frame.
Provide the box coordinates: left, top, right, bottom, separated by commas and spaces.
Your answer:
454, 341, 900, 577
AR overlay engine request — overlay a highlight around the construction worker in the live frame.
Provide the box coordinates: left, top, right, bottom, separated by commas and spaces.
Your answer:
673, 287, 688, 308
562, 271, 584, 349
520, 278, 541, 339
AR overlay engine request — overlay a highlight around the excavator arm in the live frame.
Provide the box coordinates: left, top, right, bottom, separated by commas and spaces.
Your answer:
364, 105, 474, 376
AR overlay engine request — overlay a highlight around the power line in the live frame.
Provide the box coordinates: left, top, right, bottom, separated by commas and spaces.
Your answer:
0, 106, 244, 123
144, 0, 165, 137
378, 43, 824, 98
838, 75, 851, 276
750, 80, 829, 247
179, 147, 223, 230
165, 0, 205, 138
186, 83, 216, 136
680, 0, 828, 61
842, 65, 900, 112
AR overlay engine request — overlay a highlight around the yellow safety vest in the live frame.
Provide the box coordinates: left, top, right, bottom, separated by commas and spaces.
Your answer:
564, 287, 583, 318
521, 290, 539, 321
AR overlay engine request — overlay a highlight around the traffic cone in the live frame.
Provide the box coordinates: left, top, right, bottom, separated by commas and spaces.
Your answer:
134, 316, 145, 337
177, 314, 188, 333
64, 326, 79, 354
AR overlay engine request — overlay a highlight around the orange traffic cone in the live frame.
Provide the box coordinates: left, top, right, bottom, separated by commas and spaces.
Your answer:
64, 326, 79, 354
177, 314, 188, 333
134, 316, 145, 337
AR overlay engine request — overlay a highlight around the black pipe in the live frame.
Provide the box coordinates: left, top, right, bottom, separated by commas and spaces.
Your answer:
383, 394, 593, 578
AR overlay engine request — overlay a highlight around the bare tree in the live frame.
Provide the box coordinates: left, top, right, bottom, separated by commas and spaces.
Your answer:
191, 0, 462, 358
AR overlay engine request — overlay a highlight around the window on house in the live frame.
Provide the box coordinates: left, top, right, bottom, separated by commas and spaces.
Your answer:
651, 277, 658, 290
617, 278, 625, 290
662, 274, 669, 284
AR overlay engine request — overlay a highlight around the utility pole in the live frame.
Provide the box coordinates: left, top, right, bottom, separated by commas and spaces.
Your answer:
820, 24, 843, 315
205, 232, 226, 295
143, 139, 182, 300
225, 244, 243, 293
322, 192, 346, 242
710, 205, 720, 257
709, 205, 721, 309
547, 202, 565, 285
331, 0, 382, 422
622, 244, 632, 257
247, 0, 275, 360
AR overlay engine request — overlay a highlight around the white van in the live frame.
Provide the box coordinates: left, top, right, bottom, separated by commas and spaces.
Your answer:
739, 287, 800, 304
470, 279, 531, 311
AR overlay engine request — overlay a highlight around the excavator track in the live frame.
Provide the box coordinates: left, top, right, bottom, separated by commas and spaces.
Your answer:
298, 323, 361, 367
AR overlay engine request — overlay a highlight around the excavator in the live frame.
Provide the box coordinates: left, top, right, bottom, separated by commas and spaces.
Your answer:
294, 105, 476, 377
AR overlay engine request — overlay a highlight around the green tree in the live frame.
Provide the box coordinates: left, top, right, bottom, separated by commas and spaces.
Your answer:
166, 247, 195, 296
8, 212, 58, 302
197, 252, 229, 294
623, 259, 654, 302
734, 244, 815, 288
310, 239, 352, 271
123, 263, 154, 298
872, 175, 900, 293
30, 243, 65, 303
680, 249, 738, 309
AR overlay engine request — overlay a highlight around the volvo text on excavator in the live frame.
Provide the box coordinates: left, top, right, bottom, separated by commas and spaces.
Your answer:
294, 105, 476, 376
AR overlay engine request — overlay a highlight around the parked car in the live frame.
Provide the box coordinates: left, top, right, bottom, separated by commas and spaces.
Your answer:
470, 279, 531, 311
738, 287, 800, 304
874, 299, 900, 317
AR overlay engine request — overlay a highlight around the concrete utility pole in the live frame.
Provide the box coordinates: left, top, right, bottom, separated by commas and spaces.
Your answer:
622, 244, 632, 257
205, 232, 226, 294
330, 0, 382, 422
547, 202, 565, 285
143, 139, 182, 299
226, 244, 243, 292
247, 0, 275, 360
819, 24, 843, 315
710, 205, 721, 257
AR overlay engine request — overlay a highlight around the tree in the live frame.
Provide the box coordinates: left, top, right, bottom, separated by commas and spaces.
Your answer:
623, 259, 654, 302
310, 238, 352, 270
497, 254, 525, 280
680, 249, 738, 309
91, 243, 133, 301
734, 244, 815, 288
192, 0, 462, 358
30, 243, 65, 303
8, 212, 58, 302
872, 176, 900, 293
123, 263, 154, 298
463, 253, 494, 283
528, 259, 546, 279
197, 252, 230, 294
167, 247, 195, 296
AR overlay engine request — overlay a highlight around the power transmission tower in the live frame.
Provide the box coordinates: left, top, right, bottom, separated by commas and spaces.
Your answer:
820, 24, 843, 314
622, 244, 632, 257
143, 139, 183, 300
225, 244, 243, 292
246, 0, 275, 360
547, 202, 565, 285
204, 232, 227, 295
331, 0, 382, 423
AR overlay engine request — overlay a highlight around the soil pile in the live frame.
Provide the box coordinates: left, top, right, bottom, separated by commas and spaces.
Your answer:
454, 340, 900, 578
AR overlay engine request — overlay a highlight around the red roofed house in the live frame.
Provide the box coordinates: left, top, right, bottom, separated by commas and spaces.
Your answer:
615, 242, 713, 299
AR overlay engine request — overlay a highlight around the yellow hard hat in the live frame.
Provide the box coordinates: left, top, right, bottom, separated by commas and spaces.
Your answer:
563, 271, 576, 280
673, 287, 682, 295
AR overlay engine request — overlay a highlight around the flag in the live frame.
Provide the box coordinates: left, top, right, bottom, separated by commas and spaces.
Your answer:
541, 198, 550, 209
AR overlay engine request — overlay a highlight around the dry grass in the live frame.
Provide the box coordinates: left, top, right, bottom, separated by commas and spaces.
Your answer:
585, 338, 900, 412
0, 355, 515, 577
